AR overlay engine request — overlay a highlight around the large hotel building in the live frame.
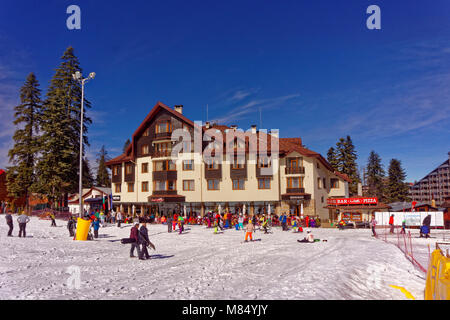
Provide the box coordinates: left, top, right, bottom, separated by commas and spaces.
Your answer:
409, 152, 450, 207
105, 101, 351, 221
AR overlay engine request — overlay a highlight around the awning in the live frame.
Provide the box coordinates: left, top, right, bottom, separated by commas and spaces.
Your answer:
148, 195, 186, 203
281, 193, 311, 201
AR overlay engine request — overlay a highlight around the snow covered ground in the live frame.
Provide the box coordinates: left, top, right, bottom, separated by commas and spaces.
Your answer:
1, 215, 446, 300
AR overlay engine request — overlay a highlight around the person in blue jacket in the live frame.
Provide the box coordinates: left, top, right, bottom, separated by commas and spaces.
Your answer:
93, 217, 100, 239
281, 214, 287, 231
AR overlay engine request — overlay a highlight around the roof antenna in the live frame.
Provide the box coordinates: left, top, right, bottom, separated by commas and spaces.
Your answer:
259, 107, 262, 129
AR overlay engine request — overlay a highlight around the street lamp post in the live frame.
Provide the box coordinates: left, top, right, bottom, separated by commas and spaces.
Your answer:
72, 71, 95, 218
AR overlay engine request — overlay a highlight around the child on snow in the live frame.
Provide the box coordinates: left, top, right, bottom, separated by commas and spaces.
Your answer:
245, 220, 255, 242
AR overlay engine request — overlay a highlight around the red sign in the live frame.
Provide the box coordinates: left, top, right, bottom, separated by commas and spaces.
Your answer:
327, 197, 378, 205
151, 198, 164, 202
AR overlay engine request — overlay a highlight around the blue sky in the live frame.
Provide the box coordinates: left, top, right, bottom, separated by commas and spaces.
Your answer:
0, 0, 449, 182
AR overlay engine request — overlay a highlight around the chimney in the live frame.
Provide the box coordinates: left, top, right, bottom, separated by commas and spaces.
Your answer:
269, 130, 279, 138
205, 121, 210, 129
230, 125, 237, 131
251, 125, 257, 134
174, 105, 183, 114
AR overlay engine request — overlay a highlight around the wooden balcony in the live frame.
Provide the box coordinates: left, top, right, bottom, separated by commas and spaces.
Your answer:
152, 150, 173, 158
286, 188, 305, 194
285, 166, 305, 175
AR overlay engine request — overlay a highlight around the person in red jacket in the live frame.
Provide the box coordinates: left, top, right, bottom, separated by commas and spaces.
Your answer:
305, 216, 310, 228
389, 214, 395, 234
129, 223, 141, 258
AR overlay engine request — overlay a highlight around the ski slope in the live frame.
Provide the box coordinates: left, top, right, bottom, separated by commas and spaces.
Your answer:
0, 215, 435, 300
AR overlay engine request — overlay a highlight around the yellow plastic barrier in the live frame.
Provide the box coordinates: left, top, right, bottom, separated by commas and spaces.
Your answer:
75, 218, 91, 241
425, 248, 450, 300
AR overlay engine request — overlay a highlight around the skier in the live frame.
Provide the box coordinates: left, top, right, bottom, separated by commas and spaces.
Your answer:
100, 211, 106, 227
173, 213, 178, 231
93, 217, 100, 238
400, 220, 406, 234
420, 215, 431, 238
129, 223, 141, 258
17, 211, 30, 238
238, 214, 244, 231
67, 216, 76, 237
167, 215, 173, 233
292, 216, 298, 233
5, 211, 13, 236
297, 230, 314, 243
281, 213, 287, 231
138, 222, 151, 260
178, 215, 185, 234
50, 212, 56, 227
389, 214, 395, 234
244, 220, 255, 242
116, 211, 123, 228
305, 215, 310, 228
369, 216, 377, 237
261, 216, 269, 234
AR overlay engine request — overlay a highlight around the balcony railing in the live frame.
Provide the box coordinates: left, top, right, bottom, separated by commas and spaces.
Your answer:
286, 187, 305, 194
154, 131, 173, 140
152, 150, 173, 158
285, 166, 305, 175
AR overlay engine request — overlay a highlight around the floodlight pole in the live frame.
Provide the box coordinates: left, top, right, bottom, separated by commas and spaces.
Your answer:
78, 78, 85, 218
73, 72, 95, 218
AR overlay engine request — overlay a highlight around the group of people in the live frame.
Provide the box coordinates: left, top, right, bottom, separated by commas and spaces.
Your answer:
4, 211, 30, 237
128, 222, 152, 260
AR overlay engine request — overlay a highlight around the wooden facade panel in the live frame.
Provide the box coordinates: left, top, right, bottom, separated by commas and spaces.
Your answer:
111, 164, 122, 183
124, 162, 135, 182
152, 171, 177, 181
205, 164, 222, 179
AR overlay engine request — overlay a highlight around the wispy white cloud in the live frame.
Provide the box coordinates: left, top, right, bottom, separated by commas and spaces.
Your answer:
216, 93, 301, 124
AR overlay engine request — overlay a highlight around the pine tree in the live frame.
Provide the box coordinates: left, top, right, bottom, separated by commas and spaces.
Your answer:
327, 147, 339, 170
34, 47, 92, 205
335, 136, 360, 196
96, 146, 111, 187
6, 73, 42, 212
123, 139, 131, 153
386, 158, 410, 203
366, 151, 385, 200
83, 158, 94, 188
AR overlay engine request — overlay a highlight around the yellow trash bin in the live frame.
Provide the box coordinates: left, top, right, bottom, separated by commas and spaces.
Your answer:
75, 218, 91, 241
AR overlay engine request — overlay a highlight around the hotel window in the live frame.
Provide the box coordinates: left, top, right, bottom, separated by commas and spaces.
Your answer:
114, 183, 121, 193
154, 180, 176, 191
230, 138, 245, 149
183, 180, 195, 191
126, 164, 133, 175
183, 160, 193, 171
231, 157, 245, 169
258, 156, 270, 168
141, 162, 148, 173
287, 177, 303, 189
288, 158, 301, 169
206, 160, 219, 170
155, 121, 172, 133
317, 178, 322, 189
127, 183, 134, 193
113, 165, 120, 176
154, 160, 176, 171
141, 181, 149, 192
207, 179, 220, 190
323, 178, 327, 189
330, 178, 339, 189
232, 179, 245, 190
142, 128, 149, 137
258, 178, 271, 189
155, 142, 171, 154
140, 144, 149, 155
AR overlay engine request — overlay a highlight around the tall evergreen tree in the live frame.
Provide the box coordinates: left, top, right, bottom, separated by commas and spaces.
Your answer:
96, 146, 111, 187
366, 151, 385, 200
335, 136, 360, 195
386, 158, 410, 203
123, 138, 131, 153
83, 158, 94, 188
327, 147, 339, 170
34, 47, 92, 205
6, 73, 42, 212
